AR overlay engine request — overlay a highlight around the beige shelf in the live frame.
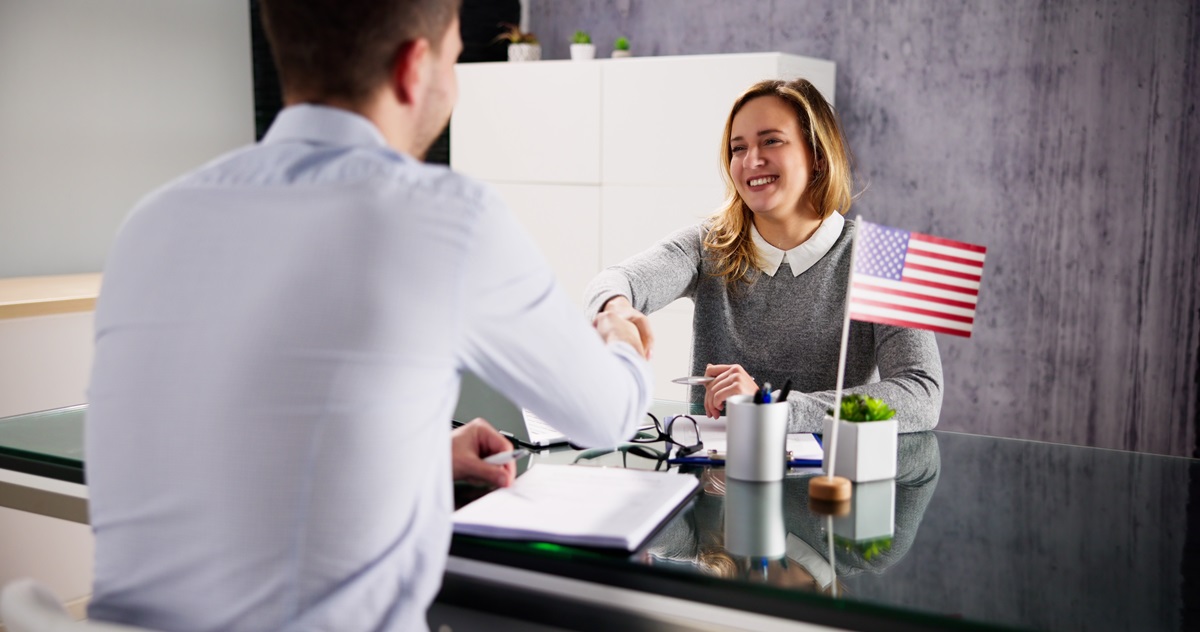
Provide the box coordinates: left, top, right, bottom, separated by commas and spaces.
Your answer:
0, 274, 102, 320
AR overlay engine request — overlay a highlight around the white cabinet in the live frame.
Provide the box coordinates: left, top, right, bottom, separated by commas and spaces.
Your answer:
0, 313, 94, 418
0, 274, 100, 417
451, 53, 836, 401
452, 61, 602, 184
601, 53, 835, 187
490, 183, 601, 305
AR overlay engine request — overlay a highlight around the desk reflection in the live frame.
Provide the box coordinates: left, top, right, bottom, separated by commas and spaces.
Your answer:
643, 432, 941, 593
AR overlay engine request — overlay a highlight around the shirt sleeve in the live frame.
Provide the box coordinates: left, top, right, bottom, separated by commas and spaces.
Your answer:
583, 224, 706, 319
783, 326, 944, 434
457, 189, 653, 448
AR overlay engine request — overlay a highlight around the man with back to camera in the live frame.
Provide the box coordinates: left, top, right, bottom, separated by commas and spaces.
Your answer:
83, 1, 654, 629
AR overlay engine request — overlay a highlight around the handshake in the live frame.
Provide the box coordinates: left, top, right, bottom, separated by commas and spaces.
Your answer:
593, 295, 654, 360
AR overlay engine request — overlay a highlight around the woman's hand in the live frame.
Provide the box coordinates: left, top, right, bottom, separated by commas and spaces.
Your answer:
451, 418, 517, 488
595, 295, 654, 359
703, 363, 757, 418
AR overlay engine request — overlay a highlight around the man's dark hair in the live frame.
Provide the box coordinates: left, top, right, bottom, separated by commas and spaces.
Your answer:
259, 0, 461, 106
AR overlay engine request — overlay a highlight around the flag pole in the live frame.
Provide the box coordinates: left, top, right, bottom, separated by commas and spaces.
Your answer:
826, 513, 839, 598
809, 215, 861, 503
826, 271, 854, 482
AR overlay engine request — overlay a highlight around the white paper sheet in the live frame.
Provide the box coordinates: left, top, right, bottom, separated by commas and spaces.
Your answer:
684, 415, 824, 462
452, 464, 699, 550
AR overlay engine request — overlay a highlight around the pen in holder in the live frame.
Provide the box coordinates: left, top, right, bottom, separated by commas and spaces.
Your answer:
725, 393, 789, 482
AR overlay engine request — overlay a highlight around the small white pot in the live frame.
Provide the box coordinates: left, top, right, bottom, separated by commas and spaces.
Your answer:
570, 43, 595, 60
611, 49, 632, 58
833, 479, 896, 542
821, 417, 897, 482
507, 43, 541, 62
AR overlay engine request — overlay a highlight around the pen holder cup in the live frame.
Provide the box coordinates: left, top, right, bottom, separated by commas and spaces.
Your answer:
725, 395, 789, 482
724, 479, 786, 558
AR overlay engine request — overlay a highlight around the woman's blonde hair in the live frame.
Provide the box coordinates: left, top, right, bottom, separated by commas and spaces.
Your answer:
704, 79, 854, 286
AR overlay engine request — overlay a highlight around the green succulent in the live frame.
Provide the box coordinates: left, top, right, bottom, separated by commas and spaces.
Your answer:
572, 30, 592, 44
835, 535, 894, 561
828, 394, 896, 422
614, 36, 630, 51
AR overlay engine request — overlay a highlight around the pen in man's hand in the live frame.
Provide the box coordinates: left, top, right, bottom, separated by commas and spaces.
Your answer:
484, 448, 529, 465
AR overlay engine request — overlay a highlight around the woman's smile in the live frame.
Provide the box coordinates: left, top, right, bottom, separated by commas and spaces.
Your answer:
746, 175, 779, 189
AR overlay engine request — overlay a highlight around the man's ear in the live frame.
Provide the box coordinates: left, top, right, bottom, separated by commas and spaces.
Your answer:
391, 38, 431, 106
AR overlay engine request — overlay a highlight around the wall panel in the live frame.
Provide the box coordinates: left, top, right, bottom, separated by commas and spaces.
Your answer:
530, 0, 1200, 456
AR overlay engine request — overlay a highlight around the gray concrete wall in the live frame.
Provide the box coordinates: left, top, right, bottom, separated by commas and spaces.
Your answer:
530, 0, 1200, 457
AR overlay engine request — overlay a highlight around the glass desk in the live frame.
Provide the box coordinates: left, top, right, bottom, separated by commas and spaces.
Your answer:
1, 405, 1197, 631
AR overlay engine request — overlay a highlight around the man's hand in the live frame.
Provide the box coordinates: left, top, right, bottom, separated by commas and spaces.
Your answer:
594, 295, 654, 359
703, 363, 757, 418
451, 418, 517, 488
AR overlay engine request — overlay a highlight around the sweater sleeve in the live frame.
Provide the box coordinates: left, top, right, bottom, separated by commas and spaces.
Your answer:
784, 325, 943, 434
584, 224, 706, 319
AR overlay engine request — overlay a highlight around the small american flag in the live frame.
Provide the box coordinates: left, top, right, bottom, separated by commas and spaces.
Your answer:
849, 220, 987, 337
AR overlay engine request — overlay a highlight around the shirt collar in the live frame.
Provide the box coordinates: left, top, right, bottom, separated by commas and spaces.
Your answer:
786, 533, 835, 590
261, 104, 392, 150
750, 212, 846, 277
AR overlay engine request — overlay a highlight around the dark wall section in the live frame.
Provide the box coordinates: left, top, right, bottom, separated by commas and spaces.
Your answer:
530, 0, 1200, 457
250, 0, 519, 161
249, 1, 280, 141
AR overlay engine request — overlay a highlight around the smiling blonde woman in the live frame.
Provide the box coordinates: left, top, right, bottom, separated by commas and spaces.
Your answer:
586, 78, 943, 432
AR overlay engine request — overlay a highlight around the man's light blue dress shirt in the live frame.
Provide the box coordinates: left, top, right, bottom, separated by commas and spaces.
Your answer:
85, 106, 652, 631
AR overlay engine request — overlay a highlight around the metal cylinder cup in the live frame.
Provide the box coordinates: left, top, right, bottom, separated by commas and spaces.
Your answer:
725, 394, 789, 482
724, 479, 786, 558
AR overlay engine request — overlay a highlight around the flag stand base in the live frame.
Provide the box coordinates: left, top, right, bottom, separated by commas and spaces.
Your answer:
808, 497, 851, 516
809, 475, 851, 501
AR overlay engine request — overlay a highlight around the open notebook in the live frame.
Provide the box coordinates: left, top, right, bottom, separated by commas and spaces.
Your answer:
453, 464, 699, 550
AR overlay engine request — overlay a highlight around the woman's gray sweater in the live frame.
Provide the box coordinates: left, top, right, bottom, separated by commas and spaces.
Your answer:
584, 219, 943, 433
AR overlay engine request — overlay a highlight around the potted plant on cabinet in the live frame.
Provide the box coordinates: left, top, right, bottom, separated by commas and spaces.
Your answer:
570, 30, 595, 60
495, 22, 540, 62
833, 478, 896, 561
612, 36, 632, 58
821, 394, 898, 482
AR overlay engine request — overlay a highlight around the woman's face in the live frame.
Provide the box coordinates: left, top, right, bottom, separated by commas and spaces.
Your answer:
728, 95, 816, 220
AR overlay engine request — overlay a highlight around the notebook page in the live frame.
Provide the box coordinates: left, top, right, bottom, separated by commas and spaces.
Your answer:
453, 464, 699, 550
690, 415, 823, 461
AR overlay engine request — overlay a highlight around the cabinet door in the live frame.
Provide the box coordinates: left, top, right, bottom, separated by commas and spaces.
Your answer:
488, 183, 601, 312
647, 302, 695, 404
0, 313, 93, 418
602, 53, 835, 187
601, 185, 723, 404
452, 61, 602, 185
600, 183, 727, 268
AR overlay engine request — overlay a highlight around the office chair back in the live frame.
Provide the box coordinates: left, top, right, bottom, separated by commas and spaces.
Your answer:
0, 579, 154, 632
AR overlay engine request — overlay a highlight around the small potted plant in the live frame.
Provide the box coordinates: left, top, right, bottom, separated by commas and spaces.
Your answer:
495, 22, 540, 62
612, 36, 632, 58
822, 394, 898, 482
833, 478, 896, 558
570, 30, 595, 60
835, 533, 894, 561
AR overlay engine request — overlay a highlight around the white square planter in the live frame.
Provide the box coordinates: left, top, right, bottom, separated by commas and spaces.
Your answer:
821, 417, 897, 482
833, 479, 895, 542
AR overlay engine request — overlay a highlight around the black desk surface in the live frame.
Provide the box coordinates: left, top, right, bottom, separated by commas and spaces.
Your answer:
2, 405, 1197, 631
